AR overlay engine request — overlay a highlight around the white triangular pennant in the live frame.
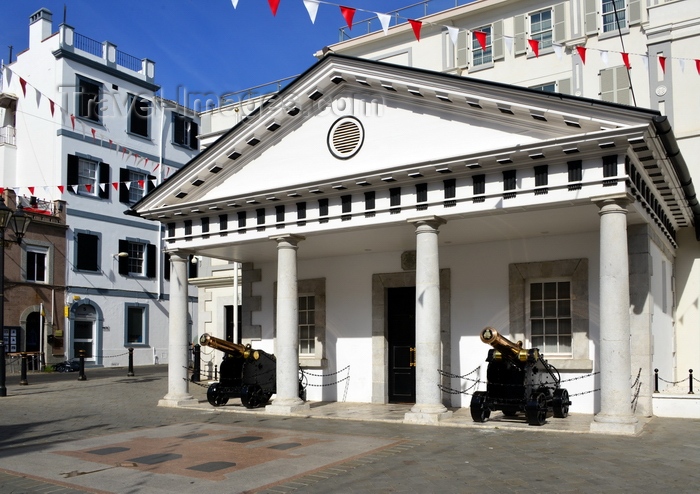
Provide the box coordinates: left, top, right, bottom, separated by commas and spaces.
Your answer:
504, 36, 513, 55
231, 0, 238, 8
445, 26, 459, 46
3, 66, 11, 89
303, 0, 320, 23
125, 182, 132, 190
553, 44, 563, 60
600, 50, 609, 66
35, 87, 42, 108
377, 13, 391, 35
679, 58, 686, 73
641, 54, 649, 72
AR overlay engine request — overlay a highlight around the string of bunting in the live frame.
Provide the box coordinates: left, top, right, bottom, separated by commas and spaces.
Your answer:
235, 0, 700, 71
0, 63, 178, 197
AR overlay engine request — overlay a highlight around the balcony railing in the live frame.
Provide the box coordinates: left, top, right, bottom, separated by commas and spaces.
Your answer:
72, 30, 146, 73
0, 126, 16, 146
74, 31, 104, 58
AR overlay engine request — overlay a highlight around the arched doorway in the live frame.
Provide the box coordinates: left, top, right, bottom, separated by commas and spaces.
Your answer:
25, 312, 41, 353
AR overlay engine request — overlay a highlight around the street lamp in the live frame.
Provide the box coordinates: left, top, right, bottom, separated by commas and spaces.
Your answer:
0, 196, 32, 397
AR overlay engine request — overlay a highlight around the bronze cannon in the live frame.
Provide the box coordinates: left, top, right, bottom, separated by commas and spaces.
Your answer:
199, 333, 304, 409
470, 327, 571, 425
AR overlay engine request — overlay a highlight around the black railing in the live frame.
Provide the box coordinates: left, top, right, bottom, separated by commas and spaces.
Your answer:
74, 32, 103, 57
654, 368, 696, 394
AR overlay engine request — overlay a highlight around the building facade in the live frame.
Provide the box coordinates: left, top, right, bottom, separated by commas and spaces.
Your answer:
0, 8, 199, 367
134, 53, 697, 433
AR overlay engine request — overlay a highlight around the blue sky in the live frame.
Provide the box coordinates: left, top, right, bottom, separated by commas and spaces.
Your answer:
1, 1, 467, 108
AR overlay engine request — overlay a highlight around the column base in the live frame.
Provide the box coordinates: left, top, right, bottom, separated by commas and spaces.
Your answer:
266, 398, 310, 416
404, 403, 453, 424
590, 413, 643, 435
158, 393, 198, 408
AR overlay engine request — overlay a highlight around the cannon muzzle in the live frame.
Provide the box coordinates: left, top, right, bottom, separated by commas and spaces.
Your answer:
480, 327, 537, 362
199, 333, 258, 359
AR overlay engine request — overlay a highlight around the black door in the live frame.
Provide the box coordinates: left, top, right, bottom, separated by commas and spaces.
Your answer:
388, 287, 416, 403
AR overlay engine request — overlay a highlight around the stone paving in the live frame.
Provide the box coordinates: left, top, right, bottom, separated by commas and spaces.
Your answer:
1, 366, 699, 493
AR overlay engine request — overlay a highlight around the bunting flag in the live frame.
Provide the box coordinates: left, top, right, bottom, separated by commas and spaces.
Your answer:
303, 0, 320, 23
504, 36, 513, 54
138, 180, 145, 189
641, 54, 649, 72
446, 26, 458, 46
35, 88, 42, 108
91, 128, 97, 141
153, 163, 160, 172
528, 39, 539, 58
340, 6, 356, 29
408, 19, 422, 41
553, 43, 563, 60
85, 184, 92, 193
28, 187, 35, 195
49, 99, 55, 116
377, 13, 391, 35
231, 0, 238, 8
19, 77, 27, 96
112, 182, 119, 190
600, 50, 609, 66
622, 52, 631, 69
70, 114, 75, 130
696, 59, 700, 75
474, 31, 487, 51
659, 55, 666, 74
576, 46, 586, 65
57, 186, 64, 194
268, 0, 280, 16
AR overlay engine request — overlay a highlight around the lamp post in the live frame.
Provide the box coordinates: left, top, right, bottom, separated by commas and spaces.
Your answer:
0, 196, 32, 397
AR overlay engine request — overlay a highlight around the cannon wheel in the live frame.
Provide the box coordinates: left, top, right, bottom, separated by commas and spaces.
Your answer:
241, 384, 270, 409
526, 391, 548, 426
470, 391, 491, 422
207, 383, 229, 407
552, 388, 570, 418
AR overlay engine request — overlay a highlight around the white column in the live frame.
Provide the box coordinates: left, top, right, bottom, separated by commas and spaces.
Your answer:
404, 216, 452, 424
590, 193, 641, 435
266, 234, 309, 415
159, 252, 196, 407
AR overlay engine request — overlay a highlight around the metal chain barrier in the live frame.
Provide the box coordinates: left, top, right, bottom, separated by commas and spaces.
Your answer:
300, 365, 351, 402
93, 351, 130, 359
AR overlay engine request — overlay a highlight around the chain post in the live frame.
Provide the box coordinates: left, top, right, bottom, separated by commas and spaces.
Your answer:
77, 349, 87, 381
19, 353, 28, 386
214, 364, 218, 381
654, 368, 659, 393
127, 347, 134, 377
690, 369, 694, 395
191, 344, 200, 383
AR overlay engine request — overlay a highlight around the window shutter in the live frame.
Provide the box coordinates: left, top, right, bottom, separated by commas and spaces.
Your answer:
67, 154, 79, 187
600, 68, 615, 102
584, 0, 598, 35
146, 244, 156, 278
99, 162, 110, 199
164, 253, 171, 281
119, 168, 130, 203
172, 113, 185, 145
189, 121, 199, 150
553, 3, 566, 44
615, 66, 631, 105
76, 233, 99, 271
514, 15, 526, 55
492, 20, 504, 61
118, 239, 129, 275
629, 0, 642, 25
147, 174, 156, 193
558, 78, 571, 95
188, 255, 197, 279
456, 30, 468, 67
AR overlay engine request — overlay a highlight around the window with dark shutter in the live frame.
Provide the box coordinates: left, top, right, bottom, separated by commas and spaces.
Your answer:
98, 162, 110, 199
364, 191, 375, 217
297, 202, 306, 226
444, 178, 456, 207
167, 223, 175, 238
129, 95, 150, 138
146, 244, 156, 278
219, 214, 228, 236
202, 217, 209, 238
67, 154, 80, 187
238, 211, 247, 232
473, 174, 485, 202
119, 168, 130, 203
503, 170, 516, 199
164, 252, 171, 280
319, 198, 329, 224
78, 76, 100, 122
568, 160, 582, 190
118, 239, 129, 275
390, 187, 401, 214
184, 220, 192, 236
603, 155, 618, 186
76, 233, 99, 271
416, 183, 428, 210
341, 195, 351, 221
535, 165, 549, 195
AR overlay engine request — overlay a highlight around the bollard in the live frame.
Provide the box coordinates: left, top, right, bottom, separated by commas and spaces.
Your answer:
654, 368, 659, 393
690, 369, 694, 395
127, 347, 134, 377
191, 344, 200, 383
20, 353, 28, 386
214, 364, 218, 381
77, 349, 87, 381
0, 343, 6, 397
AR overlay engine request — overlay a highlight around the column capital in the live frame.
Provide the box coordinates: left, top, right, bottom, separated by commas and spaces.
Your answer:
407, 215, 447, 230
269, 234, 305, 248
591, 192, 635, 211
164, 249, 192, 262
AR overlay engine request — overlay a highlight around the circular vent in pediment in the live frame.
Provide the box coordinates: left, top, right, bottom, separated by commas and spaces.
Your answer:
328, 117, 364, 160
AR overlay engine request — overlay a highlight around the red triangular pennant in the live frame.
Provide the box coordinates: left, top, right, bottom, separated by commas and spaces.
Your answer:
70, 114, 75, 130
408, 19, 422, 41
19, 77, 27, 96
576, 46, 586, 64
57, 185, 64, 194
28, 186, 35, 195
85, 184, 92, 193
528, 39, 539, 57
622, 52, 631, 69
659, 56, 666, 74
474, 31, 487, 51
153, 163, 160, 171
695, 59, 700, 75
340, 6, 356, 29
268, 0, 280, 16
138, 180, 145, 189
49, 99, 55, 116
112, 182, 119, 190
91, 128, 97, 141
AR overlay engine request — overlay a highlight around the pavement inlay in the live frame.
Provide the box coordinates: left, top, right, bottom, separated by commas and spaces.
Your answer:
2, 422, 402, 492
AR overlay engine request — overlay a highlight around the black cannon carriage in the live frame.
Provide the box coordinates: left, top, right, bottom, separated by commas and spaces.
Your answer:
470, 327, 571, 426
199, 333, 304, 409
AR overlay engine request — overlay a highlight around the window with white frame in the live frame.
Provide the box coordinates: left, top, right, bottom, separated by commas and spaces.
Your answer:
602, 0, 626, 33
528, 279, 572, 357
128, 169, 147, 203
530, 9, 553, 50
78, 158, 98, 196
118, 239, 156, 278
125, 303, 148, 345
298, 294, 315, 356
128, 94, 150, 138
26, 246, 48, 283
530, 82, 557, 93
172, 113, 199, 150
471, 26, 492, 67
127, 242, 145, 275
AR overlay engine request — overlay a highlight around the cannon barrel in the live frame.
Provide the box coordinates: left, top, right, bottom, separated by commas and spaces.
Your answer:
199, 333, 248, 356
480, 326, 535, 362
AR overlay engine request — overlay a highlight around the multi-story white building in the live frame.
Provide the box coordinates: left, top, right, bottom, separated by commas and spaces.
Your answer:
0, 8, 200, 367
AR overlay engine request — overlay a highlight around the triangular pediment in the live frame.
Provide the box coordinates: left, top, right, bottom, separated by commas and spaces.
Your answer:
133, 55, 669, 220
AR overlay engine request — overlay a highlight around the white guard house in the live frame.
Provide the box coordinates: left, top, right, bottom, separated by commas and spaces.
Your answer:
131, 55, 699, 435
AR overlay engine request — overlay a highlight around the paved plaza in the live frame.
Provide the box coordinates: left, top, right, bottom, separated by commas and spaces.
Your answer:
1, 366, 699, 493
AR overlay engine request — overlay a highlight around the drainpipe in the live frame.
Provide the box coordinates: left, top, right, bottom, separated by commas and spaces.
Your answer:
652, 116, 700, 241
